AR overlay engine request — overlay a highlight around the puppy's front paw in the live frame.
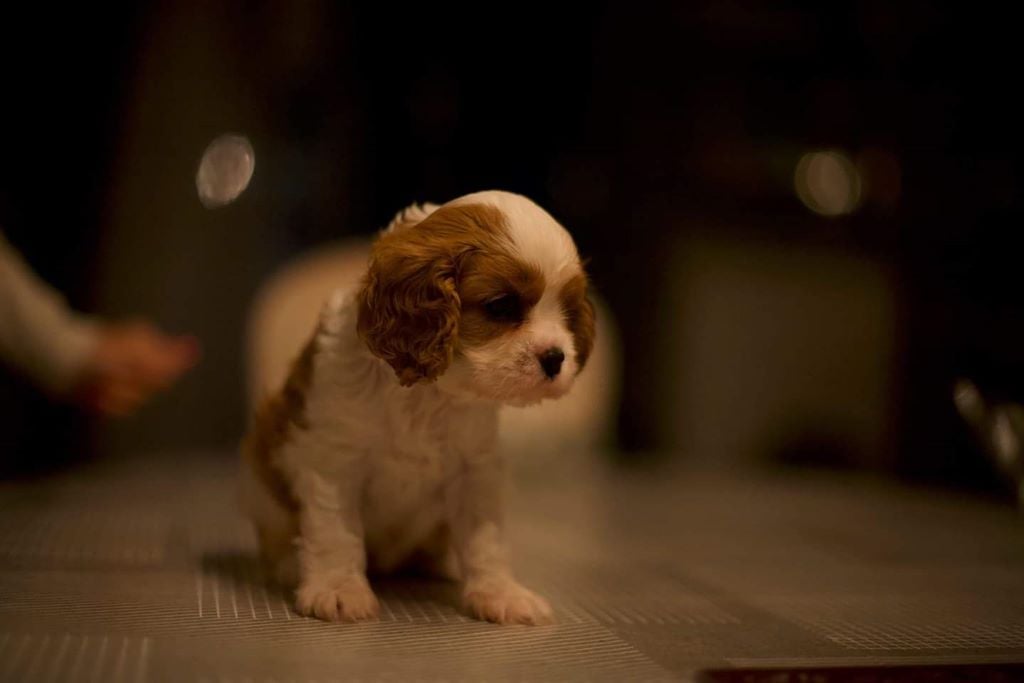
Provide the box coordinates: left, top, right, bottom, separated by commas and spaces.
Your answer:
464, 578, 553, 625
296, 574, 379, 622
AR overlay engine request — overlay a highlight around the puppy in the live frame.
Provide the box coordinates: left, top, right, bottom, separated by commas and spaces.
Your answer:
240, 190, 595, 625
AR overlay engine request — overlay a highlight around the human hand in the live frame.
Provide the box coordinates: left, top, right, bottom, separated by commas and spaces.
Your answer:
75, 321, 200, 417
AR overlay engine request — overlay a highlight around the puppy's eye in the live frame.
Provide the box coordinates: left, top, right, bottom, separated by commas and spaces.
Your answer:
483, 293, 522, 322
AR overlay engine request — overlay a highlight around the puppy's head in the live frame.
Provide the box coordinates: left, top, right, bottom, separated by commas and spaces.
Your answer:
357, 191, 595, 405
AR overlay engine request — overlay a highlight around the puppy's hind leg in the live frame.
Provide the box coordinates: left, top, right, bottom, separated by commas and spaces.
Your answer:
256, 516, 300, 588
240, 460, 300, 587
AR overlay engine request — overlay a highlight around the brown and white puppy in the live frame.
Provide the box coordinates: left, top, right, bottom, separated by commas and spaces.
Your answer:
240, 190, 595, 625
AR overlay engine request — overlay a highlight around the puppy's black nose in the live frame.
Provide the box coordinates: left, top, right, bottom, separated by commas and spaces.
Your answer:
538, 348, 565, 379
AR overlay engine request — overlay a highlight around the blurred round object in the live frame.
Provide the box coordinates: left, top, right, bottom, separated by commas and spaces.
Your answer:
196, 134, 255, 208
794, 150, 862, 217
953, 377, 985, 425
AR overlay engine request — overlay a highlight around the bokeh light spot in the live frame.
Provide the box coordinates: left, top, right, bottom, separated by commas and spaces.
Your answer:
196, 134, 255, 208
794, 150, 862, 217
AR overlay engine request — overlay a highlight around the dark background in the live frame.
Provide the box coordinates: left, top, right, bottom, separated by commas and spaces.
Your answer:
1, 2, 1021, 495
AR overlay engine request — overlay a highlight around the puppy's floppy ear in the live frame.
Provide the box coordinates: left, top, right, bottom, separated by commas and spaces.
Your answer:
573, 293, 597, 372
356, 220, 462, 386
563, 273, 597, 372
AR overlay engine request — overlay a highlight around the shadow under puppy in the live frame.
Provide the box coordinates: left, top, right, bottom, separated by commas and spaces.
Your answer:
240, 190, 595, 625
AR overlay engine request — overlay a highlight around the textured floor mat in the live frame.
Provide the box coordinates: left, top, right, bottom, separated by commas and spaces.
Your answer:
1, 453, 1023, 681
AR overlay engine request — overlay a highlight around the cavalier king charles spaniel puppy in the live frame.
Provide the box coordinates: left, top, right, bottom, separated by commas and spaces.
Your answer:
240, 190, 595, 625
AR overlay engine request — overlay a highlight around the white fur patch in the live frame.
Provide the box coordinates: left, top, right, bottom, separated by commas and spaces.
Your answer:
451, 190, 580, 287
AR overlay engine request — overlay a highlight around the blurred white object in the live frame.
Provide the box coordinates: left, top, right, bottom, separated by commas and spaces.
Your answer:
246, 240, 620, 458
794, 150, 862, 217
246, 240, 370, 406
954, 377, 1024, 508
196, 134, 255, 208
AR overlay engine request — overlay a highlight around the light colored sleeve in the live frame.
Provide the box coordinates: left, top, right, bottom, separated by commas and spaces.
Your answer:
0, 231, 98, 396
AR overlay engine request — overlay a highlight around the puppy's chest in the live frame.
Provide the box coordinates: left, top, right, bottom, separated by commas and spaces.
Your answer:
363, 390, 496, 511
361, 393, 461, 532
379, 392, 451, 469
